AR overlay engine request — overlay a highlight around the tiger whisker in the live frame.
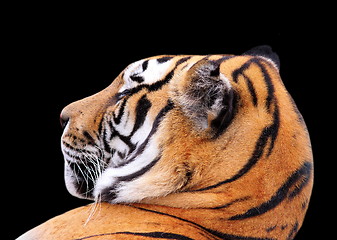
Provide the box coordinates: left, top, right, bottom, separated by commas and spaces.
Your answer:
74, 161, 88, 187
84, 193, 103, 226
80, 151, 99, 180
75, 146, 108, 201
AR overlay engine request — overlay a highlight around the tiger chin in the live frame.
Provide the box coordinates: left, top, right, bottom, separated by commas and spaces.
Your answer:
19, 46, 313, 240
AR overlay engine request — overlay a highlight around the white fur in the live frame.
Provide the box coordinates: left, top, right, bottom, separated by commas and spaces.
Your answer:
108, 137, 130, 166
111, 175, 170, 203
112, 107, 133, 136
123, 59, 174, 87
220, 72, 232, 89
130, 115, 152, 145
93, 136, 160, 200
64, 161, 86, 199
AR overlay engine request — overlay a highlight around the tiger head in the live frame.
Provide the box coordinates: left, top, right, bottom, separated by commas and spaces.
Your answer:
61, 46, 313, 220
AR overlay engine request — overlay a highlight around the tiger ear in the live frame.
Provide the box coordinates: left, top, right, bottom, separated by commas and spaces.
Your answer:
243, 45, 280, 69
173, 59, 237, 137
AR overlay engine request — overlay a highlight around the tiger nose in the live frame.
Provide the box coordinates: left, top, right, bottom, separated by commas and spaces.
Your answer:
60, 112, 69, 129
59, 100, 83, 129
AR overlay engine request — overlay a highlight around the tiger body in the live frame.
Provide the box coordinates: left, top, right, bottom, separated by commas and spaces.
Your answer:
18, 46, 313, 240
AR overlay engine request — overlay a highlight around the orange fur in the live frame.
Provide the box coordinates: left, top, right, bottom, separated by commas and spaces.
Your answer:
19, 48, 313, 240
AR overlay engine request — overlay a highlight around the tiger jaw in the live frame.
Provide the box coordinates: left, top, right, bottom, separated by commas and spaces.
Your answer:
61, 142, 109, 200
62, 135, 165, 203
92, 136, 164, 203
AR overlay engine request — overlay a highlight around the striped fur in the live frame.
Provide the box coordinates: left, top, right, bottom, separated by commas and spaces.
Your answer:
19, 46, 313, 240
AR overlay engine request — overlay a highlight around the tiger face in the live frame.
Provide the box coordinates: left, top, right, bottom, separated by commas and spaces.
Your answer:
61, 55, 198, 202
60, 47, 313, 217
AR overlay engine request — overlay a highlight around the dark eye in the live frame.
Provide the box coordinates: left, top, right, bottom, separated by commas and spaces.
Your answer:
116, 89, 131, 101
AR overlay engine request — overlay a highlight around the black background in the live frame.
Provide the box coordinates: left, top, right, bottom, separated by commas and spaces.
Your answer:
7, 7, 330, 240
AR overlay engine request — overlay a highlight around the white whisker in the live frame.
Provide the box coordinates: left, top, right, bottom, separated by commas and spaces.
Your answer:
84, 193, 103, 226
71, 146, 109, 201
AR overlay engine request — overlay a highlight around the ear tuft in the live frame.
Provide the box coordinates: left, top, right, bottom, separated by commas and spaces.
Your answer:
243, 45, 280, 69
173, 59, 236, 136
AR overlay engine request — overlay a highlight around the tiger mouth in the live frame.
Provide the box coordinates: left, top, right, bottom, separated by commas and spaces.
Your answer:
62, 145, 109, 199
66, 161, 96, 198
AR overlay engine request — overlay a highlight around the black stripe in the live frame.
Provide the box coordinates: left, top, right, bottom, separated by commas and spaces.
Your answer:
195, 58, 280, 191
232, 60, 251, 83
102, 110, 136, 155
211, 88, 238, 139
102, 126, 111, 153
117, 232, 193, 240
288, 162, 312, 199
103, 128, 136, 159
194, 118, 277, 192
100, 56, 190, 163
286, 222, 299, 240
118, 134, 136, 151
102, 98, 170, 169
62, 139, 85, 152
74, 231, 194, 240
176, 56, 192, 65
117, 155, 161, 182
142, 60, 149, 71
130, 94, 152, 135
243, 73, 258, 106
229, 162, 312, 220
99, 101, 175, 200
254, 59, 275, 112
114, 100, 174, 168
213, 55, 235, 65
105, 119, 136, 151
266, 106, 279, 156
100, 55, 187, 161
82, 130, 95, 145
132, 206, 276, 240
211, 196, 251, 210
132, 205, 214, 233
149, 69, 174, 91
117, 231, 194, 240
125, 56, 191, 97
113, 98, 127, 124
157, 56, 174, 63
130, 74, 144, 83
232, 58, 275, 111
265, 225, 277, 233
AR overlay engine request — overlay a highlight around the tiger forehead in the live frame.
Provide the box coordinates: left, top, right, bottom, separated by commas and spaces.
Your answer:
122, 54, 234, 87
122, 55, 188, 84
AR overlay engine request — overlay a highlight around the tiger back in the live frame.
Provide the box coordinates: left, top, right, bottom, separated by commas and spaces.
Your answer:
18, 46, 313, 240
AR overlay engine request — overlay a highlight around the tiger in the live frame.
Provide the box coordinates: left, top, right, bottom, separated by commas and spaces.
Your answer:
18, 46, 313, 240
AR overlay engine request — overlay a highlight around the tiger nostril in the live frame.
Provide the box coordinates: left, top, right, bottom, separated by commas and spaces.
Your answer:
60, 113, 69, 129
